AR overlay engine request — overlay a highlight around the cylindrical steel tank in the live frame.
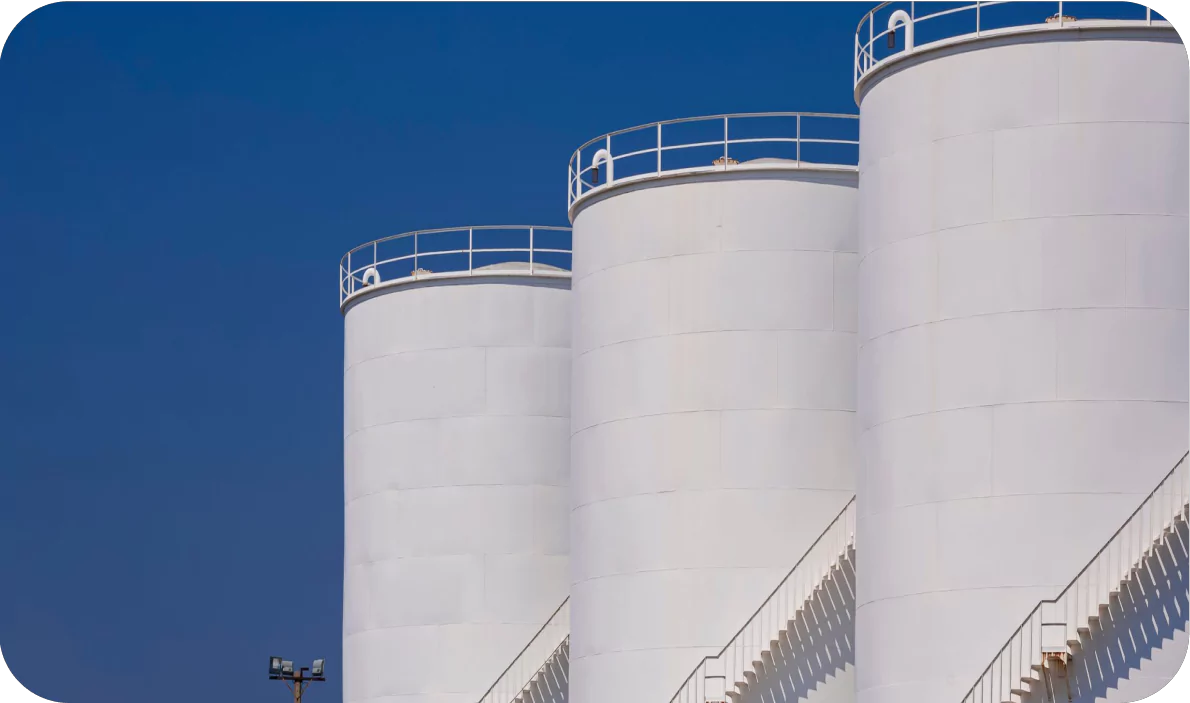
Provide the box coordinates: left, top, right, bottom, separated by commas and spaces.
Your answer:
853, 11, 1188, 703
566, 114, 860, 703
341, 227, 572, 703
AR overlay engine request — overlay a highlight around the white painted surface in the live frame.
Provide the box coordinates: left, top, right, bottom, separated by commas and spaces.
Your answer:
0, 0, 34, 38
0, 675, 19, 699
855, 29, 1189, 703
569, 171, 859, 703
342, 278, 572, 703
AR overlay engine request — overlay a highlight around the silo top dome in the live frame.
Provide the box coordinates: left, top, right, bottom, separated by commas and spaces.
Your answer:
567, 112, 859, 216
339, 225, 571, 310
854, 1, 1174, 97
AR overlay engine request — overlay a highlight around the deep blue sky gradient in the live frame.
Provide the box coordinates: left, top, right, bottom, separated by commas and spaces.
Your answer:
0, 2, 1070, 702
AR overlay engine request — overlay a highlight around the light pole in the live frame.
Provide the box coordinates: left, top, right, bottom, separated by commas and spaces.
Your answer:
269, 656, 326, 703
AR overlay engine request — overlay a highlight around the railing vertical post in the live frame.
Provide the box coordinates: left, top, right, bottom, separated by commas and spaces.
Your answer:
976, 1, 981, 36
529, 227, 535, 274
468, 228, 474, 274
657, 122, 663, 174
796, 114, 802, 166
871, 11, 880, 66
1148, 7, 1153, 25
413, 232, 418, 274
1059, 1, 1064, 27
575, 153, 582, 200
723, 116, 729, 166
347, 252, 352, 295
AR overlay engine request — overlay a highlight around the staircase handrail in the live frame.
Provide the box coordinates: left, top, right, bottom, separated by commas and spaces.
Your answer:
668, 496, 858, 703
960, 451, 1190, 703
478, 597, 571, 703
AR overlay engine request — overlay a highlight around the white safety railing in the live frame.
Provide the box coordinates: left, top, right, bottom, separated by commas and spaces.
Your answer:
669, 497, 857, 703
337, 226, 573, 309
960, 452, 1190, 703
855, 1, 1168, 87
339, 226, 572, 307
478, 598, 570, 703
337, 222, 573, 304
568, 113, 859, 211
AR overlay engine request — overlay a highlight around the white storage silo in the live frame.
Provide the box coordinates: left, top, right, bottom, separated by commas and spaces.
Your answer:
340, 226, 573, 703
853, 7, 1188, 703
566, 114, 860, 703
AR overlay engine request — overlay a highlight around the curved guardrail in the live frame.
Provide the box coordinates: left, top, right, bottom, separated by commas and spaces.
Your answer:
477, 597, 570, 703
668, 497, 857, 703
855, 1, 1170, 89
339, 226, 572, 308
567, 112, 859, 212
959, 451, 1189, 703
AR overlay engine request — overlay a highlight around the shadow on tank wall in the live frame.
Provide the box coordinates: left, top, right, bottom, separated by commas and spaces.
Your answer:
1064, 517, 1189, 703
744, 548, 857, 703
1014, 516, 1189, 703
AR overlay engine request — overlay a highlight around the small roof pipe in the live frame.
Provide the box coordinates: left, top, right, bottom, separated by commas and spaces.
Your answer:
592, 148, 613, 186
888, 9, 914, 51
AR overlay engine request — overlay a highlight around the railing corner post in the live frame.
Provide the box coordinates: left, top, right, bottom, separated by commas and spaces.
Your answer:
657, 122, 663, 175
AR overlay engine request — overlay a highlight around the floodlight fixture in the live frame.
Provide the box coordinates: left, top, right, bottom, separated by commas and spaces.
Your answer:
268, 653, 327, 701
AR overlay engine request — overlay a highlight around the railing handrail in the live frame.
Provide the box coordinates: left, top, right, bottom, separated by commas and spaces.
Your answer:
854, 1, 1167, 88
476, 597, 570, 703
569, 111, 859, 157
958, 451, 1190, 703
667, 496, 857, 703
341, 225, 572, 264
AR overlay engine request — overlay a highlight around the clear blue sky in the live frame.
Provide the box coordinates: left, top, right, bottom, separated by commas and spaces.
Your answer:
0, 2, 982, 702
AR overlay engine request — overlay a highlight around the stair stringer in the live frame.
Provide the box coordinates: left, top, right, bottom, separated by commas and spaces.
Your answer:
478, 598, 570, 703
1012, 514, 1188, 703
958, 452, 1190, 703
740, 545, 856, 703
514, 638, 570, 703
667, 498, 857, 703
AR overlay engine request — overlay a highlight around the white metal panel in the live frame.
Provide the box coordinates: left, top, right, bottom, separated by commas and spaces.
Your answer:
569, 171, 858, 703
342, 278, 572, 703
856, 28, 1188, 703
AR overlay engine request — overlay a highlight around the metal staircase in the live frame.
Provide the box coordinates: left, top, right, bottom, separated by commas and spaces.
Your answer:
669, 498, 858, 703
960, 453, 1190, 703
478, 598, 570, 703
